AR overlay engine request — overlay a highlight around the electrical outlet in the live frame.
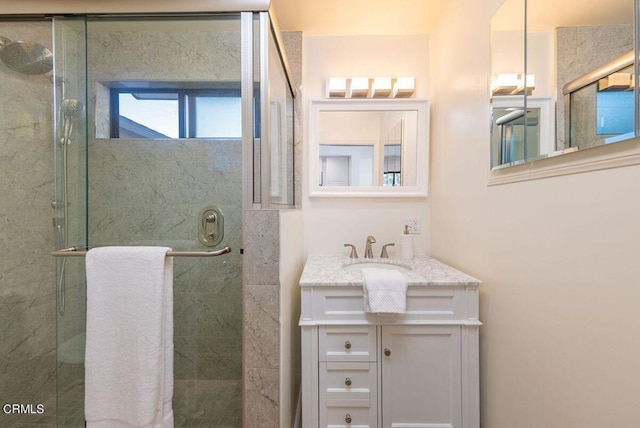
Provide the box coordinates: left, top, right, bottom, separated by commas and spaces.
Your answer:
404, 217, 421, 234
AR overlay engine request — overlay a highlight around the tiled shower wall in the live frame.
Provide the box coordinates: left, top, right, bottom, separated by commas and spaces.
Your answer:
0, 21, 57, 427
242, 31, 303, 428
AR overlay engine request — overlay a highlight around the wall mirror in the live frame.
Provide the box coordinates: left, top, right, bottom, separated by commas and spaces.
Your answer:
490, 0, 637, 169
308, 99, 429, 197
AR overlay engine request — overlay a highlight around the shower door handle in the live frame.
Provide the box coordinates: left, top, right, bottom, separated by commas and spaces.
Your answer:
198, 205, 224, 247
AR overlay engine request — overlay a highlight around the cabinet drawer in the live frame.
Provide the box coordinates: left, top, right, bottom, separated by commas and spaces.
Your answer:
319, 325, 376, 362
319, 362, 377, 428
301, 286, 470, 324
320, 362, 376, 406
321, 406, 375, 428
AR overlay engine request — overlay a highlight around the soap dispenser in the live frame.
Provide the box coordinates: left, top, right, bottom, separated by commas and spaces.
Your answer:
400, 225, 414, 260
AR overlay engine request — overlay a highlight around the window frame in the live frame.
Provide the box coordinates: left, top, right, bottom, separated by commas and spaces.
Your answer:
110, 86, 244, 139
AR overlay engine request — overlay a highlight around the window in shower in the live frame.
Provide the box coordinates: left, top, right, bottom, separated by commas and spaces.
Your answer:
109, 84, 243, 139
596, 90, 634, 137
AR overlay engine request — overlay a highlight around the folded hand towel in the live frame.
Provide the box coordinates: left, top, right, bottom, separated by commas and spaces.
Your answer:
85, 246, 174, 428
362, 267, 408, 314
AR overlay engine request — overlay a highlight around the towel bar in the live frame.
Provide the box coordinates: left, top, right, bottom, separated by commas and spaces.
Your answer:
51, 246, 232, 258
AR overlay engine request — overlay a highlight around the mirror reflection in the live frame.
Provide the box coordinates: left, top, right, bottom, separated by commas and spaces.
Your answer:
490, 0, 636, 169
309, 99, 429, 197
318, 110, 416, 186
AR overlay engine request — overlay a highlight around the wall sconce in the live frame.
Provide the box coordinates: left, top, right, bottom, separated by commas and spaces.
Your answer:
325, 77, 415, 98
350, 77, 371, 98
326, 77, 348, 97
393, 77, 416, 98
372, 77, 392, 97
492, 74, 535, 96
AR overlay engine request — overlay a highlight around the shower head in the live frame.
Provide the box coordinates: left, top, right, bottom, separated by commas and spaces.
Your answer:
0, 38, 53, 75
61, 98, 83, 119
60, 98, 83, 146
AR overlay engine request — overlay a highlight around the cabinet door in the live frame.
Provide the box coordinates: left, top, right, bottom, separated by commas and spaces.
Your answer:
381, 325, 461, 428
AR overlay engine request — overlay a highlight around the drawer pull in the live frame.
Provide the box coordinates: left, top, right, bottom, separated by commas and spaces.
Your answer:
344, 340, 352, 350
345, 414, 352, 424
384, 348, 391, 357
345, 377, 352, 386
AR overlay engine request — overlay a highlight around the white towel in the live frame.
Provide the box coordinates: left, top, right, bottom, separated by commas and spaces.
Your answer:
85, 246, 174, 428
362, 268, 408, 314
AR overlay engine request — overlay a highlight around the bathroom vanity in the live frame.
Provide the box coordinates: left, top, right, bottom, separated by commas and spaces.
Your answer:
299, 255, 481, 428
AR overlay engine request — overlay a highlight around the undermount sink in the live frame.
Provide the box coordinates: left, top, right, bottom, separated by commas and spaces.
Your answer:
342, 261, 412, 273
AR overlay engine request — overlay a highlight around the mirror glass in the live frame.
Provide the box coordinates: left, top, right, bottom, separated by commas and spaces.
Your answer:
318, 111, 414, 186
490, 0, 636, 169
309, 100, 428, 197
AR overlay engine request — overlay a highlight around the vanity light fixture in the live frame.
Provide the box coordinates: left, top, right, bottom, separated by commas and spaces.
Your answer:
326, 77, 348, 97
372, 77, 393, 98
350, 77, 371, 98
325, 76, 415, 98
392, 77, 416, 98
513, 74, 535, 95
491, 73, 535, 96
491, 73, 519, 95
598, 72, 633, 91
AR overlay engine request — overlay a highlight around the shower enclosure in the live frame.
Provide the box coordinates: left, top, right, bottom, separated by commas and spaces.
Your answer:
1, 8, 294, 428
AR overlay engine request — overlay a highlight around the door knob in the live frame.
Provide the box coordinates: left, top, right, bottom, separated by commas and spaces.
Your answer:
345, 377, 352, 386
344, 340, 352, 350
345, 414, 352, 424
384, 348, 391, 357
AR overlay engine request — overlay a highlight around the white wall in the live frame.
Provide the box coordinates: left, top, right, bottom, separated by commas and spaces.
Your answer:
431, 1, 640, 427
302, 35, 431, 256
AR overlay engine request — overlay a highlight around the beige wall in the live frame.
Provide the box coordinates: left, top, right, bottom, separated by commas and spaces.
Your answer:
302, 34, 431, 257
278, 210, 304, 428
431, 1, 640, 427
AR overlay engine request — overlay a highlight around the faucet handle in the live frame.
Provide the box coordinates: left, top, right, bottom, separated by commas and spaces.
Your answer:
380, 243, 395, 258
344, 244, 358, 259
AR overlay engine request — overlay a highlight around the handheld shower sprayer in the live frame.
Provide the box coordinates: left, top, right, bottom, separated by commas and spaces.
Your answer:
59, 98, 83, 145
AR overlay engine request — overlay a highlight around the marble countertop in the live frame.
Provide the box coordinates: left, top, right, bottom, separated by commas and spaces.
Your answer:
299, 254, 481, 287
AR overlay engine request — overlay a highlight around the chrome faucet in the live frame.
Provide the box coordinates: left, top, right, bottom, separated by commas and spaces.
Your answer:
364, 235, 376, 258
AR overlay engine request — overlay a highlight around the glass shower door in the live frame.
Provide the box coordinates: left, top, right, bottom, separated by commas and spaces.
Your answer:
85, 15, 243, 428
52, 16, 88, 428
52, 14, 244, 427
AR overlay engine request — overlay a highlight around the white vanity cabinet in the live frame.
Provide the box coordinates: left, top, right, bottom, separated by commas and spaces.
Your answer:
299, 255, 481, 428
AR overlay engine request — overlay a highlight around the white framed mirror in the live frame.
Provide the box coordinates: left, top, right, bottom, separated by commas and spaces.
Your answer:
308, 99, 429, 198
